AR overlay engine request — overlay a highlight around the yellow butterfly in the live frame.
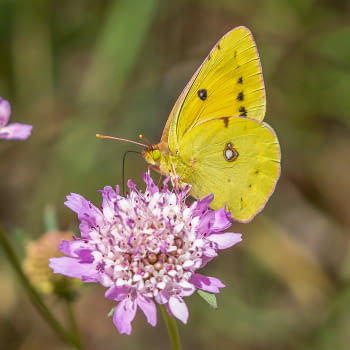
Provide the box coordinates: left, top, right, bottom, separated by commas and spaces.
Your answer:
98, 26, 280, 223
142, 26, 281, 223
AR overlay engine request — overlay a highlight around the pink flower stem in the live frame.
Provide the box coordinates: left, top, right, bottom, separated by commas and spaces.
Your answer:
160, 305, 182, 350
0, 226, 84, 350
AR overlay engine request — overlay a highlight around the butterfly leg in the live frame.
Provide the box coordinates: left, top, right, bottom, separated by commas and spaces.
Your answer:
146, 164, 165, 188
169, 161, 183, 190
147, 164, 161, 174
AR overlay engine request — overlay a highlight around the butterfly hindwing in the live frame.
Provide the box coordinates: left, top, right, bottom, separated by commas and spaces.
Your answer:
177, 116, 280, 222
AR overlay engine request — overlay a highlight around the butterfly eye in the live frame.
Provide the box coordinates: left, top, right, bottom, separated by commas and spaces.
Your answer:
152, 149, 161, 161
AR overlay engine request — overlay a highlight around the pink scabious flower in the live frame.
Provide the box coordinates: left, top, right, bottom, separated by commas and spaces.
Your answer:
50, 173, 242, 334
0, 98, 32, 140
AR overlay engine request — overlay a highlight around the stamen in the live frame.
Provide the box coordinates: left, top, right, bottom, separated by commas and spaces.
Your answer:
175, 238, 183, 248
154, 262, 163, 271
167, 256, 175, 264
158, 253, 167, 262
148, 253, 157, 264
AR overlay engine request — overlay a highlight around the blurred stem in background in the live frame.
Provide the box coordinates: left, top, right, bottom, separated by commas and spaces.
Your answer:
307, 281, 350, 349
65, 298, 84, 350
12, 0, 55, 106
60, 0, 159, 174
0, 226, 85, 350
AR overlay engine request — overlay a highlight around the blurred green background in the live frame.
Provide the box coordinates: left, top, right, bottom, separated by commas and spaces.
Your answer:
1, 0, 350, 349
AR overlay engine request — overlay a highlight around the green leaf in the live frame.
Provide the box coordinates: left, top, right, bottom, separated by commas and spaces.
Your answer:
197, 290, 218, 309
107, 307, 115, 317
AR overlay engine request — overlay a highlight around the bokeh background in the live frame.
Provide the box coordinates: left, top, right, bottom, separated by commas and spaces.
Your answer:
1, 0, 350, 349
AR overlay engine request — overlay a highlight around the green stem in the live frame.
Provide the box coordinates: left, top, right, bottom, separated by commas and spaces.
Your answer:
160, 305, 182, 350
65, 299, 85, 350
0, 226, 82, 349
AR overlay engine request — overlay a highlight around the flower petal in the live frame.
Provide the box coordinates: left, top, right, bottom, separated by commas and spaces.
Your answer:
208, 232, 242, 249
127, 180, 137, 191
197, 207, 231, 235
113, 297, 137, 335
177, 183, 191, 201
143, 172, 158, 194
0, 98, 11, 127
189, 273, 225, 293
202, 246, 218, 258
58, 239, 86, 257
49, 257, 99, 282
65, 193, 100, 220
64, 193, 102, 237
155, 289, 168, 304
99, 186, 118, 215
161, 176, 171, 191
0, 123, 32, 140
168, 296, 189, 324
210, 207, 232, 232
193, 194, 213, 216
76, 248, 94, 263
179, 280, 196, 297
137, 294, 157, 327
105, 285, 130, 301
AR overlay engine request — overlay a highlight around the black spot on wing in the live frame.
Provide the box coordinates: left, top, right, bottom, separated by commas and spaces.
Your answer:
236, 92, 244, 101
239, 106, 247, 116
197, 89, 207, 101
240, 197, 244, 209
237, 76, 243, 84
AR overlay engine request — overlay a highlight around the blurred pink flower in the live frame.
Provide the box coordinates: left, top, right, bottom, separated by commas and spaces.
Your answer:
50, 173, 242, 334
0, 98, 32, 140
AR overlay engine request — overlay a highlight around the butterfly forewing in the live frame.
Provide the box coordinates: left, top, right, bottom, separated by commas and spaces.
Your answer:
164, 26, 266, 153
177, 116, 280, 222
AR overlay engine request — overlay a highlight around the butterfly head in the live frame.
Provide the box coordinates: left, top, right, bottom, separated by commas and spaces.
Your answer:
142, 143, 172, 177
142, 147, 162, 167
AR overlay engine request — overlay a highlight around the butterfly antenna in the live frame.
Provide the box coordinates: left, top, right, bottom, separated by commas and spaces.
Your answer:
96, 134, 148, 148
138, 134, 153, 146
122, 150, 141, 195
